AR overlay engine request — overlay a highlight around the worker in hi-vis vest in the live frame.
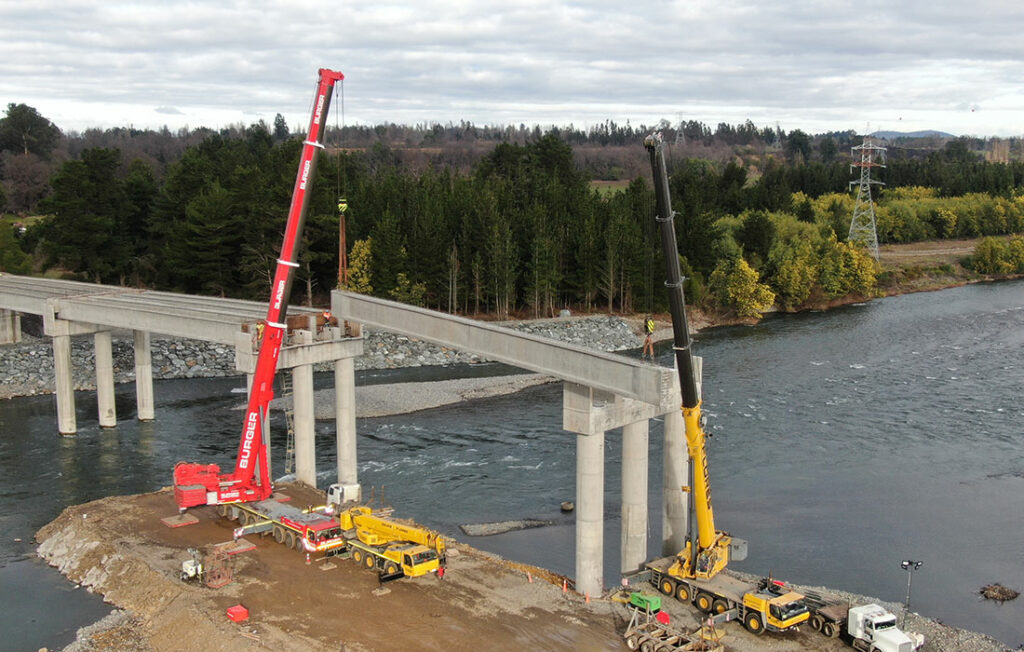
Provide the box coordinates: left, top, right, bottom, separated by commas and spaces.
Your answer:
642, 315, 655, 360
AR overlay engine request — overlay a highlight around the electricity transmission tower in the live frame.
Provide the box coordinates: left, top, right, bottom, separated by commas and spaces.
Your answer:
848, 138, 886, 260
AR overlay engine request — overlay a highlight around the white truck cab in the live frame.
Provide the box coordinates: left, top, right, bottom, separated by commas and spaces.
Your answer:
847, 604, 924, 652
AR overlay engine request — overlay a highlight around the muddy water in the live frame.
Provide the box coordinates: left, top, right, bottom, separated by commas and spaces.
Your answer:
2, 280, 1024, 649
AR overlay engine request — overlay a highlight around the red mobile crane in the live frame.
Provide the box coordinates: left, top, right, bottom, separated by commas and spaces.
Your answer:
173, 68, 345, 510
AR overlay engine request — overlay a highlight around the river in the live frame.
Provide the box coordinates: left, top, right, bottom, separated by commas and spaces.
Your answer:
1, 281, 1022, 649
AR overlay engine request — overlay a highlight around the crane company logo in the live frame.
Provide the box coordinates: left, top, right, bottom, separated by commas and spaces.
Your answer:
313, 92, 326, 125
273, 279, 286, 310
299, 159, 312, 190
239, 411, 260, 469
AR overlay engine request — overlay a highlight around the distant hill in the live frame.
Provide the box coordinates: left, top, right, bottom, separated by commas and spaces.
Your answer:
871, 130, 956, 140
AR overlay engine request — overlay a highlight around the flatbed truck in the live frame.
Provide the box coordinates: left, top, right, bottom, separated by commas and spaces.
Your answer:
800, 587, 924, 651
223, 496, 347, 556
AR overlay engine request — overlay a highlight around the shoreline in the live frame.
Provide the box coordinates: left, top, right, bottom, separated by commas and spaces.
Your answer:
38, 487, 1013, 652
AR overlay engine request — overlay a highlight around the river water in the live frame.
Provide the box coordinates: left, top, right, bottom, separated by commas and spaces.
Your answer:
1, 281, 1022, 649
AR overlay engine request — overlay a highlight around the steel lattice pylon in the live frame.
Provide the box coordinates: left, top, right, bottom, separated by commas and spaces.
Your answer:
849, 139, 886, 260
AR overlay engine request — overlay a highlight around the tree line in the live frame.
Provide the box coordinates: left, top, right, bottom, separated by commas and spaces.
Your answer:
3, 102, 1024, 320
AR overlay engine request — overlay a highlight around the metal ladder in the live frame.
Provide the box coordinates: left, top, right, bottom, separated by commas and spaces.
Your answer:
280, 373, 296, 475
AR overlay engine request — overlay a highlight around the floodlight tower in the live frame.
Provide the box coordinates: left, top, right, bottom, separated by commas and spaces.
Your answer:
849, 138, 886, 260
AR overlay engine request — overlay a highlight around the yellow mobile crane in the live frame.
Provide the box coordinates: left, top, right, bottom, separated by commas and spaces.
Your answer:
336, 505, 446, 579
641, 134, 809, 636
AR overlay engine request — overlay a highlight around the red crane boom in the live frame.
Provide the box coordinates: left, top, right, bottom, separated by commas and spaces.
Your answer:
174, 68, 345, 510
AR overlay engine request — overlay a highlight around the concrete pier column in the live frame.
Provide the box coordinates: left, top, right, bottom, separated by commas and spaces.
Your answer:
0, 309, 21, 344
621, 419, 649, 574
576, 429, 605, 598
661, 406, 689, 556
94, 331, 116, 427
335, 356, 358, 487
53, 333, 76, 435
133, 330, 154, 421
292, 330, 316, 487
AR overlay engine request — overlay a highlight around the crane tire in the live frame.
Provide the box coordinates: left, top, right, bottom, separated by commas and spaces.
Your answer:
364, 554, 376, 569
285, 531, 296, 550
695, 592, 714, 613
273, 526, 285, 544
352, 549, 363, 564
711, 598, 729, 614
744, 611, 765, 636
385, 562, 399, 575
659, 578, 674, 596
676, 583, 690, 602
639, 639, 657, 652
810, 614, 824, 632
822, 621, 838, 638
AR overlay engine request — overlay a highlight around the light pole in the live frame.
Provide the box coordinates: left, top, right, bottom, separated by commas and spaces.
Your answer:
900, 559, 923, 627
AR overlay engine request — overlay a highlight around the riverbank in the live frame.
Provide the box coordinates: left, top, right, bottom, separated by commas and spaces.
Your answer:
36, 486, 1012, 652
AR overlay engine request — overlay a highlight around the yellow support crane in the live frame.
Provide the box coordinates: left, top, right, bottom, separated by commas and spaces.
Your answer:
641, 133, 808, 636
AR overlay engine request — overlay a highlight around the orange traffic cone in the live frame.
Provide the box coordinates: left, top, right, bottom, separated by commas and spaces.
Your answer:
562, 578, 568, 593
305, 552, 311, 565
527, 572, 533, 583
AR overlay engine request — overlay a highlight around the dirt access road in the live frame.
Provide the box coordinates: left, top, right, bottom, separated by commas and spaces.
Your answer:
37, 484, 864, 652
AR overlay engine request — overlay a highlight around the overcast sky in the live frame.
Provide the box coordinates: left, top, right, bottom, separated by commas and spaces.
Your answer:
1, 1, 1021, 138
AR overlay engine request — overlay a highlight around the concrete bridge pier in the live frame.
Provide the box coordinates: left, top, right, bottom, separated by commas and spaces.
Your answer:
94, 330, 116, 427
621, 419, 649, 574
44, 311, 103, 435
234, 321, 363, 490
564, 382, 672, 597
334, 355, 359, 495
53, 332, 76, 435
576, 427, 605, 598
661, 406, 689, 555
291, 328, 316, 487
133, 330, 154, 421
0, 309, 21, 344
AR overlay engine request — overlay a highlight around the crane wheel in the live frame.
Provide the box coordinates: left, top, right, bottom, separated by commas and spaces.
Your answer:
823, 622, 838, 638
743, 612, 765, 636
810, 614, 824, 632
625, 634, 640, 650
285, 531, 296, 549
676, 584, 690, 602
639, 639, 657, 652
385, 562, 398, 575
352, 550, 363, 564
273, 527, 285, 544
659, 579, 674, 596
364, 554, 376, 569
711, 598, 729, 614
695, 592, 714, 613
218, 505, 229, 518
